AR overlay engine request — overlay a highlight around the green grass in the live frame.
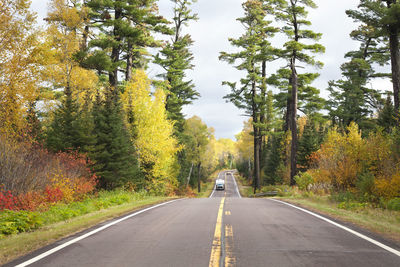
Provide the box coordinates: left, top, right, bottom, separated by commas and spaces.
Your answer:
279, 194, 400, 243
0, 191, 171, 265
234, 173, 253, 197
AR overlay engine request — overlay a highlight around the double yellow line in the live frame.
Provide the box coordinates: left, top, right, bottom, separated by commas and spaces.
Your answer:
209, 197, 225, 267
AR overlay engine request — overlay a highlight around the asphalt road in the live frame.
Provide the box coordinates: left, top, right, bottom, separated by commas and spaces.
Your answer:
8, 170, 400, 267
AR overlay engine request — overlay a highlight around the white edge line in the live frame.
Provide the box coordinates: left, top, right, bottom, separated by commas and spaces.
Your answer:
15, 199, 181, 267
269, 199, 400, 257
230, 172, 241, 198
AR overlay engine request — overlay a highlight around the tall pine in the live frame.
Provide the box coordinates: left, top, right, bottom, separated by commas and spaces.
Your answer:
347, 0, 400, 117
274, 0, 325, 185
154, 0, 199, 132
220, 0, 279, 192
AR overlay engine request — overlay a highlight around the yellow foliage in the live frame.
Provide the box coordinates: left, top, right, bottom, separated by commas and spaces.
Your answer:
374, 174, 400, 200
123, 70, 180, 194
51, 172, 75, 203
42, 0, 97, 105
312, 123, 366, 190
235, 119, 253, 161
0, 0, 42, 136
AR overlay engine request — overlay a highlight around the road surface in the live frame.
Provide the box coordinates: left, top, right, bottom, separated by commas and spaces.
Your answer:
7, 170, 400, 267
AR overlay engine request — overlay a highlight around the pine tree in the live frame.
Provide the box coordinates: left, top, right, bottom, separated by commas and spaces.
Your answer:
347, 0, 400, 117
154, 0, 199, 132
91, 88, 140, 189
219, 0, 279, 192
297, 119, 321, 172
46, 86, 84, 152
83, 0, 169, 87
378, 94, 397, 133
274, 0, 325, 185
326, 24, 388, 132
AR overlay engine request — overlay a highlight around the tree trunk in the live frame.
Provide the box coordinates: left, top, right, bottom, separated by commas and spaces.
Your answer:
259, 61, 267, 172
389, 29, 400, 118
126, 41, 133, 82
290, 58, 298, 186
252, 80, 260, 194
109, 7, 122, 88
186, 163, 194, 186
197, 163, 201, 193
81, 25, 89, 51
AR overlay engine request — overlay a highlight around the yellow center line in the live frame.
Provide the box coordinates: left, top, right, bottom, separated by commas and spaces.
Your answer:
225, 224, 235, 267
209, 197, 225, 267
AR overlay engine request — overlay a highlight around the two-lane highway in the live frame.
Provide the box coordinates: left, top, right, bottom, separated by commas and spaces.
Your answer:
209, 171, 241, 198
7, 170, 400, 267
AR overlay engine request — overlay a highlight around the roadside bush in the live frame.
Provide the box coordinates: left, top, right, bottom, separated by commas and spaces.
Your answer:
0, 134, 97, 198
330, 191, 357, 203
0, 190, 154, 237
374, 173, 400, 200
387, 198, 400, 211
0, 188, 19, 210
337, 201, 367, 211
356, 172, 376, 202
0, 210, 43, 237
294, 172, 314, 191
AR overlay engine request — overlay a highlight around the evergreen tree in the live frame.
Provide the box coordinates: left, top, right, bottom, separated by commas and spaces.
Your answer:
274, 0, 325, 185
91, 88, 140, 189
83, 0, 169, 87
46, 86, 86, 152
378, 94, 397, 133
297, 120, 321, 172
263, 131, 285, 185
26, 100, 42, 141
154, 0, 199, 132
347, 0, 400, 117
269, 69, 325, 126
219, 0, 279, 192
326, 24, 388, 132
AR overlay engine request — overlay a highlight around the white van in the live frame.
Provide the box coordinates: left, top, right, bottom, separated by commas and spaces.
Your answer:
215, 179, 225, 190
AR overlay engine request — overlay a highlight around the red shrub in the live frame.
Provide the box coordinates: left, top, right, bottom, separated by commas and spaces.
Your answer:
0, 188, 19, 210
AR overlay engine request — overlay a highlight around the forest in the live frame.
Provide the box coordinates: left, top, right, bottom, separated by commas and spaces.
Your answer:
230, 0, 400, 208
0, 0, 237, 216
1, 0, 400, 228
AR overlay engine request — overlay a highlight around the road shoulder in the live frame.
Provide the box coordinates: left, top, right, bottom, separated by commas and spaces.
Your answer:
1, 197, 173, 266
276, 197, 400, 248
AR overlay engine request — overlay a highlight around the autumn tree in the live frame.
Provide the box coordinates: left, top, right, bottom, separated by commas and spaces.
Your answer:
0, 0, 42, 136
154, 0, 199, 131
122, 70, 180, 194
235, 119, 254, 180
183, 116, 210, 192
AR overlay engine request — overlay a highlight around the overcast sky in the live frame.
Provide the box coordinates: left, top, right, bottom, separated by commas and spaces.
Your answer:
30, 0, 392, 140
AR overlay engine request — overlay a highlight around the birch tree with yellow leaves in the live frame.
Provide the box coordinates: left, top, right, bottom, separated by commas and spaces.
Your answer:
123, 70, 180, 195
0, 0, 42, 136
